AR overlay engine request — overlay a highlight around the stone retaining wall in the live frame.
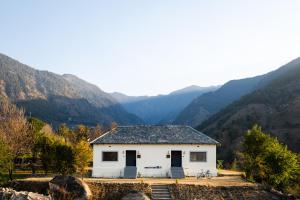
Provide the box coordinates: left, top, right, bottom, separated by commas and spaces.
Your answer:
9, 180, 151, 200
169, 184, 295, 200
86, 182, 152, 200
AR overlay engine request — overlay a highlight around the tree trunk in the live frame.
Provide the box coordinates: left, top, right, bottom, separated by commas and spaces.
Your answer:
31, 151, 36, 174
8, 168, 13, 181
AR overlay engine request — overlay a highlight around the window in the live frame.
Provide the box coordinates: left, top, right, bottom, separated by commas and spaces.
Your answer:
190, 152, 206, 162
102, 151, 118, 161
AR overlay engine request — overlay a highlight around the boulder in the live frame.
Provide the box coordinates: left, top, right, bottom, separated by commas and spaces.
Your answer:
121, 191, 150, 200
0, 188, 50, 200
49, 176, 92, 200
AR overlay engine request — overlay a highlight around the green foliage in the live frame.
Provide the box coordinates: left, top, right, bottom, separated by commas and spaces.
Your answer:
0, 139, 13, 175
28, 117, 45, 135
54, 143, 76, 175
217, 160, 223, 170
38, 134, 56, 174
74, 140, 92, 179
240, 125, 300, 191
231, 158, 238, 170
28, 117, 45, 174
58, 123, 73, 142
74, 124, 89, 143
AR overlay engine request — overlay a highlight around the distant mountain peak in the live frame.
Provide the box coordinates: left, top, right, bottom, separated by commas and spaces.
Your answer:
170, 85, 219, 95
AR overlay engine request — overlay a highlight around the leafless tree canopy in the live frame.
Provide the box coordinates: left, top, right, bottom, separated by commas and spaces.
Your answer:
0, 99, 32, 157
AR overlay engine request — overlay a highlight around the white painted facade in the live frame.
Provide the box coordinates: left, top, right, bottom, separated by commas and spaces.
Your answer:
92, 144, 217, 178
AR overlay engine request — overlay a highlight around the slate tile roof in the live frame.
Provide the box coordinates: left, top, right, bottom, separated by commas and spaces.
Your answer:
91, 125, 219, 145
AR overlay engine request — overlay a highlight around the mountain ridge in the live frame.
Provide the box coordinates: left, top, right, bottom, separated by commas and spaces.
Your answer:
174, 58, 300, 127
197, 57, 300, 161
111, 85, 219, 124
0, 53, 143, 126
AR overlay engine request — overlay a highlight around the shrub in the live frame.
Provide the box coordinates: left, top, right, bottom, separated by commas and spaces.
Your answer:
240, 125, 300, 191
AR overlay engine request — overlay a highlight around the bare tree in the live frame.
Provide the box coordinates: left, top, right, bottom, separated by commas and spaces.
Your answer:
88, 124, 103, 141
0, 99, 32, 180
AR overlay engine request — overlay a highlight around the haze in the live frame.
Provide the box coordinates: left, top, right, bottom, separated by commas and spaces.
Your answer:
1, 0, 300, 96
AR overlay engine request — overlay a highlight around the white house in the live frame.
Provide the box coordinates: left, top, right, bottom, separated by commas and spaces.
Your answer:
91, 125, 219, 178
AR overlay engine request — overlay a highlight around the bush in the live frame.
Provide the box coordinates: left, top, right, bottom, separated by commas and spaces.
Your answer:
240, 125, 300, 191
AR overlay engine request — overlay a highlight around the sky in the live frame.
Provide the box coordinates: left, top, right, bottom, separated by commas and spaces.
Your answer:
1, 1, 300, 96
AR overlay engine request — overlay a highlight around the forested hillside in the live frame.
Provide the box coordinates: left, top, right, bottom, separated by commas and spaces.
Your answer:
0, 53, 143, 127
175, 58, 300, 127
198, 57, 300, 162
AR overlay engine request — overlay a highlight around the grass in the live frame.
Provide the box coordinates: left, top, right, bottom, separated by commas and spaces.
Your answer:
0, 173, 29, 186
0, 170, 52, 186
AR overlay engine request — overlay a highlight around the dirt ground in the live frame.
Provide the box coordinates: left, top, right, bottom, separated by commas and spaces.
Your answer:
23, 170, 254, 187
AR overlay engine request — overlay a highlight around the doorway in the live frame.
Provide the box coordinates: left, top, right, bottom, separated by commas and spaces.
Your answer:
126, 150, 136, 166
171, 151, 182, 167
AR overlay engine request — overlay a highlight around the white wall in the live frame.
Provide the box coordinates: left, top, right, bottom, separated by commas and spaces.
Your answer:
92, 144, 217, 178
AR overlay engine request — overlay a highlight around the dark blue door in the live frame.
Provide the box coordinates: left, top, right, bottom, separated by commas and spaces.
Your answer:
171, 151, 182, 167
126, 150, 136, 166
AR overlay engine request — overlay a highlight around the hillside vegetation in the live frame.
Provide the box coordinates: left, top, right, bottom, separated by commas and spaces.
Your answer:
198, 57, 300, 162
175, 58, 300, 127
0, 53, 142, 126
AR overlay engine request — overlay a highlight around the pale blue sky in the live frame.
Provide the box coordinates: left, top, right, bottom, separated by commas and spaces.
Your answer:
1, 1, 300, 95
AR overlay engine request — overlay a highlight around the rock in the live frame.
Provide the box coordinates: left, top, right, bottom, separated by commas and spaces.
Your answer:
121, 191, 150, 200
49, 176, 92, 200
0, 188, 49, 200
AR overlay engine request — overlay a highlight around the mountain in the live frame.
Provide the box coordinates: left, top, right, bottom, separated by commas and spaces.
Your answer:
0, 53, 143, 127
111, 85, 218, 124
174, 76, 266, 126
197, 57, 300, 162
110, 92, 148, 104
174, 59, 297, 127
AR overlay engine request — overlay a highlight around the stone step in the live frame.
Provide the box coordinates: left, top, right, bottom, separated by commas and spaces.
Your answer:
153, 195, 171, 198
153, 191, 170, 194
170, 167, 185, 179
123, 166, 137, 179
151, 184, 172, 200
152, 188, 169, 190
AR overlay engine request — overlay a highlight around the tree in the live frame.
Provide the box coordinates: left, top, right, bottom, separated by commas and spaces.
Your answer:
54, 143, 76, 175
74, 124, 88, 143
38, 134, 56, 174
88, 124, 104, 141
0, 138, 13, 176
28, 117, 45, 174
240, 125, 270, 182
74, 140, 92, 179
263, 140, 300, 190
240, 125, 300, 191
58, 123, 74, 143
110, 122, 118, 130
0, 100, 31, 180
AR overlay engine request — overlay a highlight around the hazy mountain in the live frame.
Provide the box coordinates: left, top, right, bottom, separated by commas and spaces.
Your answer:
0, 53, 143, 127
197, 57, 300, 161
111, 85, 218, 124
174, 76, 266, 126
110, 92, 148, 104
174, 59, 296, 127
